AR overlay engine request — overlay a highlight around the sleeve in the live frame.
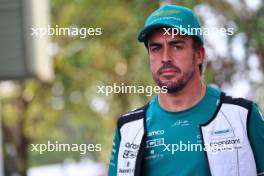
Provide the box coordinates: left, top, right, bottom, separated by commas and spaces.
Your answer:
248, 102, 264, 175
108, 128, 120, 176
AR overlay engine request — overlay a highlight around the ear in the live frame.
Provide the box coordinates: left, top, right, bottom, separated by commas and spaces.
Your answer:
194, 47, 205, 66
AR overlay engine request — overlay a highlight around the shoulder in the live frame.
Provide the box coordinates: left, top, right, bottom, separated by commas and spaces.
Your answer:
249, 102, 264, 123
207, 84, 221, 98
117, 104, 149, 129
221, 92, 253, 110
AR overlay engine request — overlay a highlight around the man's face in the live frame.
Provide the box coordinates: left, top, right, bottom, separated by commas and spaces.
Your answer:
147, 28, 201, 93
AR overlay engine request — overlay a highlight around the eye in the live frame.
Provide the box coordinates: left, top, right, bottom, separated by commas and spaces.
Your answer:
150, 46, 161, 52
173, 44, 183, 50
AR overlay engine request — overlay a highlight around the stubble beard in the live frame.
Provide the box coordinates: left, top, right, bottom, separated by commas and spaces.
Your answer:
153, 58, 196, 94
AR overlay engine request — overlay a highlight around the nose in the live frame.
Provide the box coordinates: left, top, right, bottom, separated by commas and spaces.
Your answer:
161, 46, 172, 63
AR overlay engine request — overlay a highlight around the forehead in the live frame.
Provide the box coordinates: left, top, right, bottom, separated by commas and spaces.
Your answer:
147, 28, 191, 43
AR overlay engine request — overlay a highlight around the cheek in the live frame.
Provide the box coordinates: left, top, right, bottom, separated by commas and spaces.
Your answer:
176, 54, 194, 71
183, 58, 194, 68
149, 56, 159, 71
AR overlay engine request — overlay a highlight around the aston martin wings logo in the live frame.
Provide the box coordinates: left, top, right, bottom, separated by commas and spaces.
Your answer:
153, 10, 181, 17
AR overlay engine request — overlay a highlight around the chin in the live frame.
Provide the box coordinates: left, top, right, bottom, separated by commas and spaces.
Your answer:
160, 79, 180, 86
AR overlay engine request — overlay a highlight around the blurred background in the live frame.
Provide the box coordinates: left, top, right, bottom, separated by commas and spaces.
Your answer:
0, 0, 263, 175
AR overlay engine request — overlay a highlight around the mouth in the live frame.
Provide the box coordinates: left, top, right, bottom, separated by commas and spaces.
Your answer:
159, 69, 178, 75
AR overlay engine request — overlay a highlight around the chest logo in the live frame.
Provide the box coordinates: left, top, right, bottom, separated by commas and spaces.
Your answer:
210, 128, 233, 136
171, 120, 190, 127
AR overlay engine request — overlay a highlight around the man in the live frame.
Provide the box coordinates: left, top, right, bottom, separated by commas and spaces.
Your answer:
108, 4, 264, 176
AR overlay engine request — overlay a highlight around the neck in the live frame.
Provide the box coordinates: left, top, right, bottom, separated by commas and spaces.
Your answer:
158, 74, 206, 112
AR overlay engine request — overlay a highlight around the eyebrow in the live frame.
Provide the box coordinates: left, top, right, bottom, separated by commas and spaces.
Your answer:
168, 40, 185, 45
148, 39, 185, 47
148, 42, 161, 48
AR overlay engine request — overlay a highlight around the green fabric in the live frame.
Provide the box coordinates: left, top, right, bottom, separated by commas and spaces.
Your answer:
248, 103, 264, 174
137, 4, 204, 44
108, 85, 264, 175
142, 85, 219, 176
109, 128, 120, 176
